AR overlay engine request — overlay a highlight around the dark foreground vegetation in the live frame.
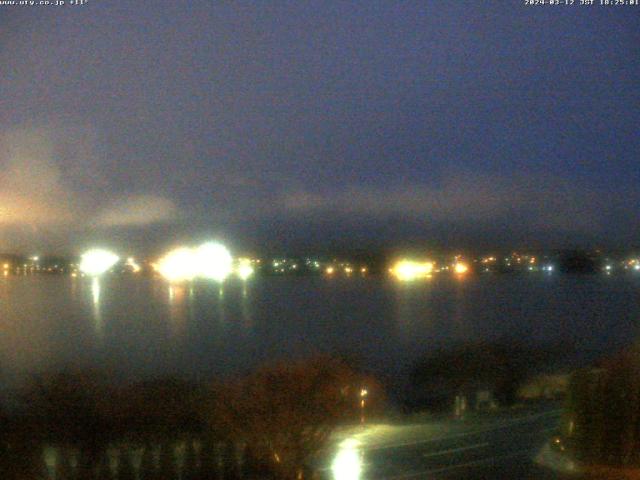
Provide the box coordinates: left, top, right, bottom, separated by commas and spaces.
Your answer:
408, 340, 570, 411
562, 346, 640, 472
0, 356, 383, 480
6, 340, 640, 479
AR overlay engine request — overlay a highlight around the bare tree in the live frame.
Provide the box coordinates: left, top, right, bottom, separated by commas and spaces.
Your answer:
207, 356, 383, 479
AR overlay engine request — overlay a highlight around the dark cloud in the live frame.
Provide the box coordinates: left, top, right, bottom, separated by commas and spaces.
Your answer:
281, 172, 606, 232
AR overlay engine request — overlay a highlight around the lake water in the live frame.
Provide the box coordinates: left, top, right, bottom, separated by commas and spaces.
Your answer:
1, 273, 639, 393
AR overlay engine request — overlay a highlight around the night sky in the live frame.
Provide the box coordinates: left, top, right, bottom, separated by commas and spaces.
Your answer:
1, 1, 639, 255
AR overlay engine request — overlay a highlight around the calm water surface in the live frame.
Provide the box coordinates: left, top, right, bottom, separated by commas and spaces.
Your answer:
1, 274, 639, 390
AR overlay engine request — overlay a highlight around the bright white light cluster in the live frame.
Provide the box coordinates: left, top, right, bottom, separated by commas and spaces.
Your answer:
236, 261, 255, 281
332, 438, 362, 480
157, 247, 199, 282
156, 242, 235, 283
391, 260, 434, 281
197, 242, 233, 281
79, 249, 120, 276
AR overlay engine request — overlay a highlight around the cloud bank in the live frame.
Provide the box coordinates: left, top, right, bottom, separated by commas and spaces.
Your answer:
0, 127, 179, 246
96, 195, 178, 227
0, 128, 76, 226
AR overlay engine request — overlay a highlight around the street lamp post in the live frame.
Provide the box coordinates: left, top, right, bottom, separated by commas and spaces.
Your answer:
359, 388, 368, 424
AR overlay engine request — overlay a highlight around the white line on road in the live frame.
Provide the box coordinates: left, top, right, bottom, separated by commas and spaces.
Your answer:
422, 442, 490, 459
365, 409, 561, 452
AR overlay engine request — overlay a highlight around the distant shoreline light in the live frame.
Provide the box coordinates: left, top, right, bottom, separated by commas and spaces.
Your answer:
391, 260, 434, 281
156, 247, 198, 282
454, 262, 469, 275
196, 242, 233, 281
79, 249, 120, 277
155, 242, 236, 283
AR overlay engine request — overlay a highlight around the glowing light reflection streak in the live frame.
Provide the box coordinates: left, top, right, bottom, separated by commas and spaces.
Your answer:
331, 439, 362, 480
91, 277, 103, 333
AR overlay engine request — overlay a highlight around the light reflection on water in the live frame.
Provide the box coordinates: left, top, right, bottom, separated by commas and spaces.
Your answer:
451, 281, 476, 342
168, 284, 187, 335
240, 282, 253, 329
0, 275, 639, 388
91, 277, 102, 334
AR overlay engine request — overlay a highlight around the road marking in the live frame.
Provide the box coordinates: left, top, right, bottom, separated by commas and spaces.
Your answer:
380, 448, 535, 479
422, 442, 490, 458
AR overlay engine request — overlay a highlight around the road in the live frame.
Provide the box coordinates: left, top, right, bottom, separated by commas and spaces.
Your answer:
323, 404, 565, 479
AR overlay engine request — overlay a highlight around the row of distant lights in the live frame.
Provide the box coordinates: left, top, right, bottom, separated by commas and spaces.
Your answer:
325, 266, 367, 275
79, 242, 253, 283
389, 259, 561, 281
605, 262, 640, 273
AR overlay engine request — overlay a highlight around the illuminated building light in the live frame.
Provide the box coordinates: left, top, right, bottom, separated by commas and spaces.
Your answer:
195, 242, 233, 282
79, 249, 120, 276
344, 267, 353, 274
236, 262, 255, 281
454, 262, 469, 275
391, 260, 434, 281
157, 247, 198, 282
326, 266, 335, 275
157, 242, 233, 283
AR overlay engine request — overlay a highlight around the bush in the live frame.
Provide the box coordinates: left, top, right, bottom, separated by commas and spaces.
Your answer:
411, 340, 567, 409
3, 357, 383, 479
564, 351, 640, 467
113, 377, 206, 441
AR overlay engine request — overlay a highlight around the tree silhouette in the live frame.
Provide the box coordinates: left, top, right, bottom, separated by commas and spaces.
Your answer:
565, 349, 640, 468
206, 356, 382, 479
